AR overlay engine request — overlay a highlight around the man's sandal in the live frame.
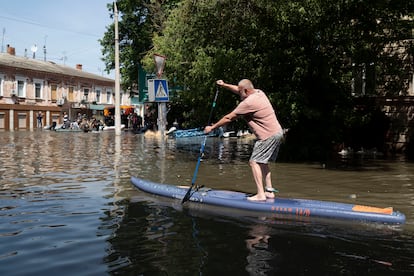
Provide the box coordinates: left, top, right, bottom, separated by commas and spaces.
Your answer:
265, 187, 279, 193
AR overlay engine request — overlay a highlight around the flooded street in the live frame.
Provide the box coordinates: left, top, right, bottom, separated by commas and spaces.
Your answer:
0, 131, 413, 275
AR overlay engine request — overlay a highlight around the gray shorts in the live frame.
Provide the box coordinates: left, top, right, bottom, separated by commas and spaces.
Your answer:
250, 132, 283, 164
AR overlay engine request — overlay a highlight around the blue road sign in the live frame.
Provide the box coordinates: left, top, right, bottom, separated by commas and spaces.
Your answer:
148, 79, 169, 102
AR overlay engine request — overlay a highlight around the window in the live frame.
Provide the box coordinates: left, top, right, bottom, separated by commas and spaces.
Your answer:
83, 88, 89, 101
121, 91, 124, 105
51, 84, 57, 101
35, 83, 42, 98
0, 74, 3, 97
18, 112, 27, 129
0, 112, 5, 129
95, 88, 101, 103
16, 77, 27, 97
68, 86, 74, 101
34, 79, 43, 99
106, 89, 112, 104
351, 62, 376, 96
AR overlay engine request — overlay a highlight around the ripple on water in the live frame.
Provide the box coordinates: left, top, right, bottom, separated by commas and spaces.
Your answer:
0, 131, 413, 275
0, 178, 116, 276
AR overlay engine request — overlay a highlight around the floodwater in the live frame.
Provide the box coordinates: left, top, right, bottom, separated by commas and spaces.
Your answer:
0, 131, 413, 275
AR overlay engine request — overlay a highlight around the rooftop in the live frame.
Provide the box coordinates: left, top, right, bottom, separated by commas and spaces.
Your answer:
0, 52, 114, 84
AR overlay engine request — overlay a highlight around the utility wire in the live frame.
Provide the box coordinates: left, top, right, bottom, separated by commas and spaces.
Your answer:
0, 14, 101, 38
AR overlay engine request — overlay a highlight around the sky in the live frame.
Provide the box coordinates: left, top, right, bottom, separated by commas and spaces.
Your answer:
0, 0, 114, 78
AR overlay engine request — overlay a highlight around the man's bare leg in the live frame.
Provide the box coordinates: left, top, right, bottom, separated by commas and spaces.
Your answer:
261, 164, 275, 198
247, 160, 266, 201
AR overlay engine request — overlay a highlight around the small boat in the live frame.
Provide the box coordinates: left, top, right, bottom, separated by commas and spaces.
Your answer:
168, 127, 223, 138
102, 124, 125, 131
54, 123, 82, 132
130, 176, 406, 225
222, 131, 236, 138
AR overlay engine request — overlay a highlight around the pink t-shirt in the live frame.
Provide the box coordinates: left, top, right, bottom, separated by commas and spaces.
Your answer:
233, 89, 282, 140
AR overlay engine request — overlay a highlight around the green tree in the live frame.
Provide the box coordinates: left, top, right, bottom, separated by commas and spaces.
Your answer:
141, 0, 413, 160
102, 0, 413, 160
100, 0, 179, 94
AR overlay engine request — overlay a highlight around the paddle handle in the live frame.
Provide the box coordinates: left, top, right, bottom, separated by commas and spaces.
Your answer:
207, 88, 219, 126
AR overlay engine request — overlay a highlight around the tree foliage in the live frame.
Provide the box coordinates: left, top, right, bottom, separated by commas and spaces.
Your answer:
102, 0, 413, 160
100, 0, 179, 92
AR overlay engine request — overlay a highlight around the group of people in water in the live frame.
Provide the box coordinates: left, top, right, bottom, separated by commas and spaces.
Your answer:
54, 111, 146, 132
57, 112, 104, 132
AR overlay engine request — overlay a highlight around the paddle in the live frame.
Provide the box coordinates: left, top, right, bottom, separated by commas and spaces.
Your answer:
182, 87, 220, 204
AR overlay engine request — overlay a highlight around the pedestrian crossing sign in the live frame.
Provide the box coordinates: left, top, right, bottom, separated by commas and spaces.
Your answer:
148, 79, 169, 102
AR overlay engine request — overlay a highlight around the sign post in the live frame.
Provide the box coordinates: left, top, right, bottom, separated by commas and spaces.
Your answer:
152, 54, 168, 136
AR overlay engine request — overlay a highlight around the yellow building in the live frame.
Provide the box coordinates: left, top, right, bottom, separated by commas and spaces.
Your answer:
0, 46, 130, 131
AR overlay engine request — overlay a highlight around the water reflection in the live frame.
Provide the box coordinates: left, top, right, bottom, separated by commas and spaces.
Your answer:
114, 195, 414, 275
0, 131, 413, 275
245, 224, 275, 275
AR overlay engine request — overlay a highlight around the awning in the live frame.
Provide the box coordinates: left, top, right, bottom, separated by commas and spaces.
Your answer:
104, 105, 134, 110
103, 105, 135, 116
89, 104, 106, 111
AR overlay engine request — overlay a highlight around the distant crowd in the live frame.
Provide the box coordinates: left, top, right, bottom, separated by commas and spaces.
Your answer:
58, 112, 104, 132
57, 111, 148, 132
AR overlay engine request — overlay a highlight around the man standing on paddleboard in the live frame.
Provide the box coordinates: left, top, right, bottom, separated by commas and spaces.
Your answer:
204, 79, 284, 201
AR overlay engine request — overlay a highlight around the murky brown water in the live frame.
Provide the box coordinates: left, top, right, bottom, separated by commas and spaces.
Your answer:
0, 131, 413, 275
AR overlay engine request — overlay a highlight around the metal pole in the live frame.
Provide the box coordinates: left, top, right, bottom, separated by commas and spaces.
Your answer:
114, 1, 121, 135
1, 28, 5, 53
43, 35, 47, 61
157, 102, 166, 137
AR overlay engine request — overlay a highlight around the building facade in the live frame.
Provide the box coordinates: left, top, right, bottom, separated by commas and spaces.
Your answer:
0, 47, 130, 131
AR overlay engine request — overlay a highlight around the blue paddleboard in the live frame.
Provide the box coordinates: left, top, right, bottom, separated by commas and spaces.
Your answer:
130, 176, 405, 224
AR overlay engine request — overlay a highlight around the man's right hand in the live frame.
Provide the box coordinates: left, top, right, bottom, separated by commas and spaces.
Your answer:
216, 80, 224, 86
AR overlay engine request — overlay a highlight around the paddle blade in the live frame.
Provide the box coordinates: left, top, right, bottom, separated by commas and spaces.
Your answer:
182, 186, 192, 204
